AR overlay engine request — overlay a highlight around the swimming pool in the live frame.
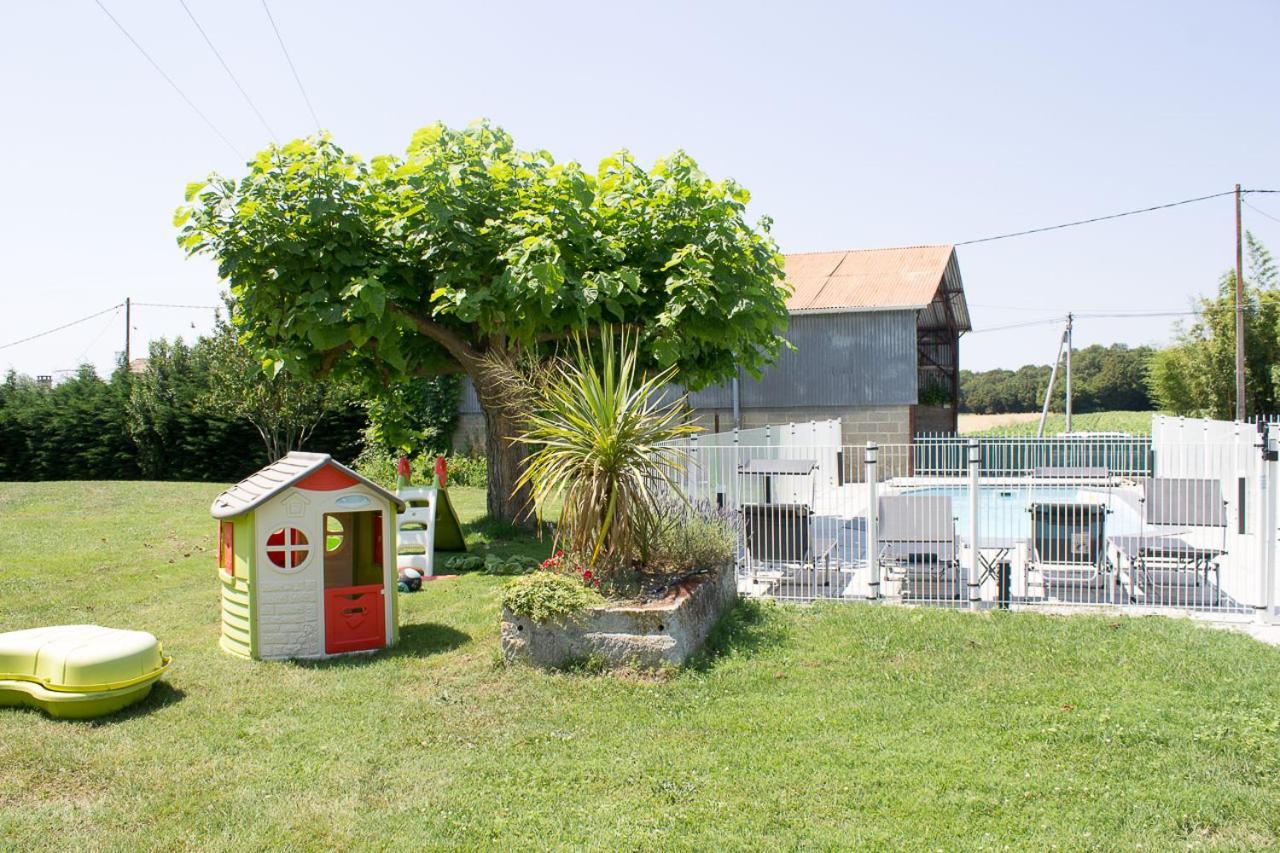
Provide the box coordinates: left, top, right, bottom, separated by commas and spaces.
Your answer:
900, 485, 1142, 541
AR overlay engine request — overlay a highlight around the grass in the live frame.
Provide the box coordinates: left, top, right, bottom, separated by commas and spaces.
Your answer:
3, 481, 1280, 849
962, 410, 1154, 436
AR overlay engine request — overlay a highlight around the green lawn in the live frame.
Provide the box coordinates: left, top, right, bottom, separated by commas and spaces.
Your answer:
2, 481, 1279, 849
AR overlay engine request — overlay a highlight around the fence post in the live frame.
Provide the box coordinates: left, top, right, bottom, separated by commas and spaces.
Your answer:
1258, 427, 1278, 624
865, 441, 879, 601
967, 438, 982, 609
688, 433, 699, 503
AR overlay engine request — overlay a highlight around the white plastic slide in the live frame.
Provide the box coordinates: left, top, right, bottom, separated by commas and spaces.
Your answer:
396, 485, 438, 577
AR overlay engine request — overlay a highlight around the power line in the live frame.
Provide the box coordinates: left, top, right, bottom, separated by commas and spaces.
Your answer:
967, 317, 1066, 334
956, 190, 1238, 246
0, 304, 124, 351
1242, 198, 1280, 226
93, 0, 243, 159
69, 306, 125, 368
178, 0, 278, 142
132, 301, 220, 310
970, 302, 1196, 314
1073, 310, 1198, 319
969, 309, 1200, 334
261, 0, 322, 131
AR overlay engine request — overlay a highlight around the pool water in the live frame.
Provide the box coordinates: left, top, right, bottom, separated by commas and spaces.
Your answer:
901, 485, 1142, 542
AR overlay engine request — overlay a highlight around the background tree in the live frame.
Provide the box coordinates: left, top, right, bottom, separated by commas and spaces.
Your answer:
362, 373, 461, 458
24, 364, 137, 479
125, 338, 233, 479
960, 344, 1155, 414
0, 344, 368, 483
195, 314, 359, 464
178, 122, 790, 522
1147, 233, 1280, 418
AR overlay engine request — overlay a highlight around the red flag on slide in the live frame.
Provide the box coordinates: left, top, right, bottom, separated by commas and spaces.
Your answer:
434, 456, 447, 488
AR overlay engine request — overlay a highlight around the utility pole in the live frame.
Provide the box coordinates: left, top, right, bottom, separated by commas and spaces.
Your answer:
1037, 317, 1069, 438
124, 297, 131, 366
1064, 312, 1073, 433
1235, 184, 1246, 421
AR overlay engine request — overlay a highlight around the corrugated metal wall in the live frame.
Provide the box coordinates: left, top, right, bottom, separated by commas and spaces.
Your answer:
458, 309, 919, 414
689, 310, 918, 408
459, 379, 481, 414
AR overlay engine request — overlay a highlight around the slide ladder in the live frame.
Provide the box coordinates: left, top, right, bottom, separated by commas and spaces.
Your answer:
396, 485, 438, 577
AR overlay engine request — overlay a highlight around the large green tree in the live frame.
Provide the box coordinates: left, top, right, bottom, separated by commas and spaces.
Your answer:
178, 122, 790, 522
1147, 233, 1280, 418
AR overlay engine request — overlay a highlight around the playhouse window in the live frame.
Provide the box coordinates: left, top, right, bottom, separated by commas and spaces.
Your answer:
218, 521, 235, 574
265, 527, 310, 569
325, 515, 346, 554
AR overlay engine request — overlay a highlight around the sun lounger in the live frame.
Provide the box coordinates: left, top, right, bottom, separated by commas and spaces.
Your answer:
1108, 478, 1228, 607
878, 495, 960, 599
1028, 502, 1111, 596
741, 503, 838, 591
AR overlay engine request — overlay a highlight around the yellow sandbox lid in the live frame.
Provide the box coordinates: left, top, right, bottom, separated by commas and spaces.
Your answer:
0, 625, 167, 692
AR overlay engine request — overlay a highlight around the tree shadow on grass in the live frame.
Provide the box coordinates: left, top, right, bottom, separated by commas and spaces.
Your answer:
457, 515, 555, 564
687, 597, 790, 672
284, 622, 471, 670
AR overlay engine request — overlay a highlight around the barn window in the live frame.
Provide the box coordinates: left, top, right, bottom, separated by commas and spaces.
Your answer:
218, 521, 235, 575
266, 527, 310, 569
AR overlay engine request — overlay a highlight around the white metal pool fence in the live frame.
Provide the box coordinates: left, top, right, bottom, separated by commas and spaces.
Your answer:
664, 426, 1280, 621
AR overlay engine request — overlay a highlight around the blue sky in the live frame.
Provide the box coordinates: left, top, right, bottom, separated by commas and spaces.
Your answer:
3, 0, 1278, 378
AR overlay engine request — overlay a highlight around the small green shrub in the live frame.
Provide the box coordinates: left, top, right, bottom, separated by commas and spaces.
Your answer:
642, 497, 738, 575
446, 453, 487, 488
483, 554, 539, 576
501, 572, 603, 623
443, 552, 538, 575
444, 554, 486, 572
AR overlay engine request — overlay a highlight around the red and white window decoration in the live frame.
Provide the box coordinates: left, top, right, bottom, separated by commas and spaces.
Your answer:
265, 527, 311, 570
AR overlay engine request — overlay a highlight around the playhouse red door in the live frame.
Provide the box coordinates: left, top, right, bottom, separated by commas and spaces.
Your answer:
324, 585, 386, 654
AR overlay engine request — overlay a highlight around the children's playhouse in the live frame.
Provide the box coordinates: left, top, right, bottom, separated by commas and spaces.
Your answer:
211, 452, 406, 660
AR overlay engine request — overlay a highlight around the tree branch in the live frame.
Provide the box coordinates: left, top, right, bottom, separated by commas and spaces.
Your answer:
390, 305, 484, 368
317, 341, 353, 376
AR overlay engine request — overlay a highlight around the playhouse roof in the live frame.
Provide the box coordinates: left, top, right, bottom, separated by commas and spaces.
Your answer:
210, 452, 406, 520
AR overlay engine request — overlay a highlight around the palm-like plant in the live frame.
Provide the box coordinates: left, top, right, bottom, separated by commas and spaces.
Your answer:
502, 329, 699, 569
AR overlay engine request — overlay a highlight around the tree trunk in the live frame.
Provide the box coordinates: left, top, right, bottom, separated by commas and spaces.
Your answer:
476, 383, 535, 527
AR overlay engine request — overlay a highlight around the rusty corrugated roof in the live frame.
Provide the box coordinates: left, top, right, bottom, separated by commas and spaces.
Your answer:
783, 245, 955, 313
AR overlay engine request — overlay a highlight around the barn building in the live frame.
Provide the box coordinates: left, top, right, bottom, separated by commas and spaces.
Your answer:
453, 244, 971, 450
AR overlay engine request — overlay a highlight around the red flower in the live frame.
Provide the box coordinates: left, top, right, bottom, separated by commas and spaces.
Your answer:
582, 569, 593, 585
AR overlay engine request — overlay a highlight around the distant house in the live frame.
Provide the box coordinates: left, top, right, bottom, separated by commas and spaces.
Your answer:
453, 244, 971, 450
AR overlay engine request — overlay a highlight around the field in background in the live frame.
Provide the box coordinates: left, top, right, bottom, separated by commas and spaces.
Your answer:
959, 410, 1154, 436
2, 481, 1279, 848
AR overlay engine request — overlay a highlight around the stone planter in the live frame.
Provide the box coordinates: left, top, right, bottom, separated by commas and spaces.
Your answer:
501, 567, 736, 669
